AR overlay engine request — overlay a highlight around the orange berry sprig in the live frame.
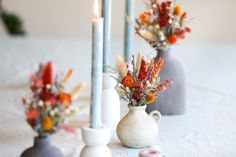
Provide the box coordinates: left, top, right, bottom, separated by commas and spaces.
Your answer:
151, 58, 164, 83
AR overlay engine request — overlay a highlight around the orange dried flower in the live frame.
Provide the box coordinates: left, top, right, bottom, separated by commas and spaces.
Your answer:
26, 109, 39, 128
139, 12, 152, 25
174, 5, 181, 16
57, 93, 72, 106
167, 35, 177, 44
26, 109, 39, 120
146, 93, 156, 105
42, 116, 53, 132
122, 73, 135, 88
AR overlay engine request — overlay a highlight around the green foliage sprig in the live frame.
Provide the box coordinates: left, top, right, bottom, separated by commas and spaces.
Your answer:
0, 0, 26, 35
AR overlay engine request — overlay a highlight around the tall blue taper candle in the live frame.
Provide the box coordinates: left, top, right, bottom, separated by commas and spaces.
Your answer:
124, 0, 135, 62
90, 0, 104, 128
102, 0, 112, 73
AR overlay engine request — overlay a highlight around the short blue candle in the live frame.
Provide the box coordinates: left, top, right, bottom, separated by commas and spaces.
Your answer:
124, 0, 135, 62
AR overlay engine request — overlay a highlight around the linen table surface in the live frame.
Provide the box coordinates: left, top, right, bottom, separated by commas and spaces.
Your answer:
0, 37, 235, 157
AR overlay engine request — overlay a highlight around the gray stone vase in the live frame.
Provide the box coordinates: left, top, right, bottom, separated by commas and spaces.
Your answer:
20, 136, 64, 157
146, 49, 186, 115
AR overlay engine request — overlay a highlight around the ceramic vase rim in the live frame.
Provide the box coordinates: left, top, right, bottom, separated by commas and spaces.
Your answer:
128, 104, 147, 110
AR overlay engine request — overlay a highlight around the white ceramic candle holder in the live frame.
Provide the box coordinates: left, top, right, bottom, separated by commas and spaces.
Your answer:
102, 73, 120, 129
80, 124, 112, 157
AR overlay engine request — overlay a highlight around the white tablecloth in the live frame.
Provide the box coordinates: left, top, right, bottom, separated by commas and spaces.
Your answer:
0, 37, 236, 157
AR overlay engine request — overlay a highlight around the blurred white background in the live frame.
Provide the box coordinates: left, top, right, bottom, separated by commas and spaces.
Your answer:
0, 0, 236, 44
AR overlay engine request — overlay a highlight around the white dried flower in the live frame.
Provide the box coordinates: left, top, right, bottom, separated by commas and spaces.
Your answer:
139, 30, 157, 42
50, 111, 55, 116
146, 81, 151, 87
158, 31, 165, 41
116, 56, 128, 78
38, 100, 44, 107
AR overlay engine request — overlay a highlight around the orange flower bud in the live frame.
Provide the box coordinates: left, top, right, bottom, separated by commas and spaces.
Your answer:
180, 12, 187, 22
146, 94, 156, 105
185, 27, 191, 33
167, 35, 177, 44
57, 93, 71, 106
174, 5, 181, 16
42, 116, 53, 132
139, 12, 152, 25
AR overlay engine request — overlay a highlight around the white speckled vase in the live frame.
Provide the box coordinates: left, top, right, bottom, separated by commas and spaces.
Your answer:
116, 105, 161, 148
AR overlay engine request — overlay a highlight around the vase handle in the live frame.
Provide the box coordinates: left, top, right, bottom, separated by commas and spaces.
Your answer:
149, 110, 162, 122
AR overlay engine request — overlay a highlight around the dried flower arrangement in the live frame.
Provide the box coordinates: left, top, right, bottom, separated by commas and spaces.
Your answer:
135, 0, 191, 51
22, 61, 85, 137
111, 54, 171, 106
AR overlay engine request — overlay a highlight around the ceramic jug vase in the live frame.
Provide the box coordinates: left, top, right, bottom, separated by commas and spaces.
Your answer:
116, 105, 161, 148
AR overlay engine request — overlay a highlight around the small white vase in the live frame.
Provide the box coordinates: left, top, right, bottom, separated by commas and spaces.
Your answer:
102, 73, 121, 129
116, 105, 161, 148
